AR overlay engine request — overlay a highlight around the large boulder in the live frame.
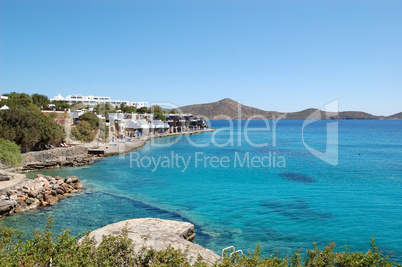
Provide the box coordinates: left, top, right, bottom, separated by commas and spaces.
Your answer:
0, 200, 16, 217
86, 218, 221, 266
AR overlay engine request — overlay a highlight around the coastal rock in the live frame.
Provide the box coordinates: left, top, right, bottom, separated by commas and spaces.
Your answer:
7, 190, 18, 196
21, 146, 93, 171
56, 188, 64, 195
0, 161, 7, 170
25, 197, 36, 205
61, 183, 73, 193
0, 174, 83, 217
0, 175, 11, 181
52, 184, 60, 190
28, 190, 39, 198
0, 200, 16, 217
43, 194, 52, 202
70, 176, 79, 183
28, 198, 41, 209
86, 218, 221, 266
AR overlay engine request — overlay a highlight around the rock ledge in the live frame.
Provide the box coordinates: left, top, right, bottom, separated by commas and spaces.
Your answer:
87, 218, 221, 265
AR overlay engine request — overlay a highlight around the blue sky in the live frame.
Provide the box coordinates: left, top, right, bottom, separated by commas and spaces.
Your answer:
0, 0, 401, 115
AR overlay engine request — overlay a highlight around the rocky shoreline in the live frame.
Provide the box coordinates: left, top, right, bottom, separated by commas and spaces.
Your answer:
17, 146, 95, 172
0, 174, 82, 218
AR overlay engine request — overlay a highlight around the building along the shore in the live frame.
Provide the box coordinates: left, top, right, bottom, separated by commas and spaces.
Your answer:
51, 93, 148, 108
107, 112, 209, 140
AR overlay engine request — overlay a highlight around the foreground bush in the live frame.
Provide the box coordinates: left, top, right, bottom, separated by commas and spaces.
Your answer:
0, 217, 400, 266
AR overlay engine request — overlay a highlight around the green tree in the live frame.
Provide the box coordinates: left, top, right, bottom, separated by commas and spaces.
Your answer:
2, 92, 33, 108
37, 114, 66, 148
154, 112, 166, 121
171, 109, 180, 114
71, 121, 96, 142
137, 107, 148, 114
79, 112, 99, 130
149, 105, 162, 113
122, 106, 137, 113
31, 93, 50, 108
0, 107, 42, 151
50, 100, 71, 110
0, 138, 23, 167
0, 93, 66, 151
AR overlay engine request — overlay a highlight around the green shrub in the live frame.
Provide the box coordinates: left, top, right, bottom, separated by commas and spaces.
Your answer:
122, 106, 137, 114
51, 100, 71, 110
31, 93, 50, 108
154, 112, 166, 121
72, 121, 96, 142
0, 138, 24, 167
79, 112, 100, 130
0, 217, 400, 267
137, 106, 148, 114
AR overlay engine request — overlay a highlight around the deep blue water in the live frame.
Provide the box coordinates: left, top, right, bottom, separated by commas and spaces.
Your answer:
2, 120, 402, 261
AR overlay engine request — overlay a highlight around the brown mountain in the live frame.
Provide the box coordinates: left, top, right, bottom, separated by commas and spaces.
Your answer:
178, 98, 393, 120
178, 98, 282, 120
386, 112, 402, 120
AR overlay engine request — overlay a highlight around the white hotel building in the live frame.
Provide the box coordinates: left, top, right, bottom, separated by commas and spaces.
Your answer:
51, 94, 148, 108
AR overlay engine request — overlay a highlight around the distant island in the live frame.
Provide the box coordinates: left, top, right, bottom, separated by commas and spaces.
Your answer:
178, 98, 402, 120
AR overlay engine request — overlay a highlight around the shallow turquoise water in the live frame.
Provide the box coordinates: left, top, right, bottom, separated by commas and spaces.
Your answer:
2, 120, 402, 261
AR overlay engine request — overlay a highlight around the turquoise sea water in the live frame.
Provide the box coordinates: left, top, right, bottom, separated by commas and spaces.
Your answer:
2, 120, 402, 261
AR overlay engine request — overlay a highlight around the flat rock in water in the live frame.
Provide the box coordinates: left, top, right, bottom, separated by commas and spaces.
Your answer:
87, 218, 221, 265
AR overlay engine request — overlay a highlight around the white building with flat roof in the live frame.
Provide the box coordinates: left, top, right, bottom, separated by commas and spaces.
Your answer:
132, 102, 148, 109
51, 93, 148, 108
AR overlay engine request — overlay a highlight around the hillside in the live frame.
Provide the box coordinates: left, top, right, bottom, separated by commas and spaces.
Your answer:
179, 98, 282, 120
386, 112, 402, 120
178, 98, 393, 120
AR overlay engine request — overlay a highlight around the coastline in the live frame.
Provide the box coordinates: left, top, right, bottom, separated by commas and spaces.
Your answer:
98, 129, 215, 157
1, 128, 214, 174
0, 128, 213, 218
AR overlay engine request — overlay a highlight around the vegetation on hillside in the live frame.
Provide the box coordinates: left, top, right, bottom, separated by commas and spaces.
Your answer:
0, 93, 65, 151
0, 218, 400, 267
154, 112, 166, 121
51, 100, 71, 110
137, 106, 149, 114
0, 138, 23, 167
72, 121, 96, 142
31, 93, 50, 108
71, 112, 108, 143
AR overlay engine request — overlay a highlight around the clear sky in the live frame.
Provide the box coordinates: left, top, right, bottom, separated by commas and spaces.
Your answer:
0, 0, 401, 115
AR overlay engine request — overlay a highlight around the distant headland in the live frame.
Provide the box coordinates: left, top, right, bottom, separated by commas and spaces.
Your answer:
178, 98, 402, 120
